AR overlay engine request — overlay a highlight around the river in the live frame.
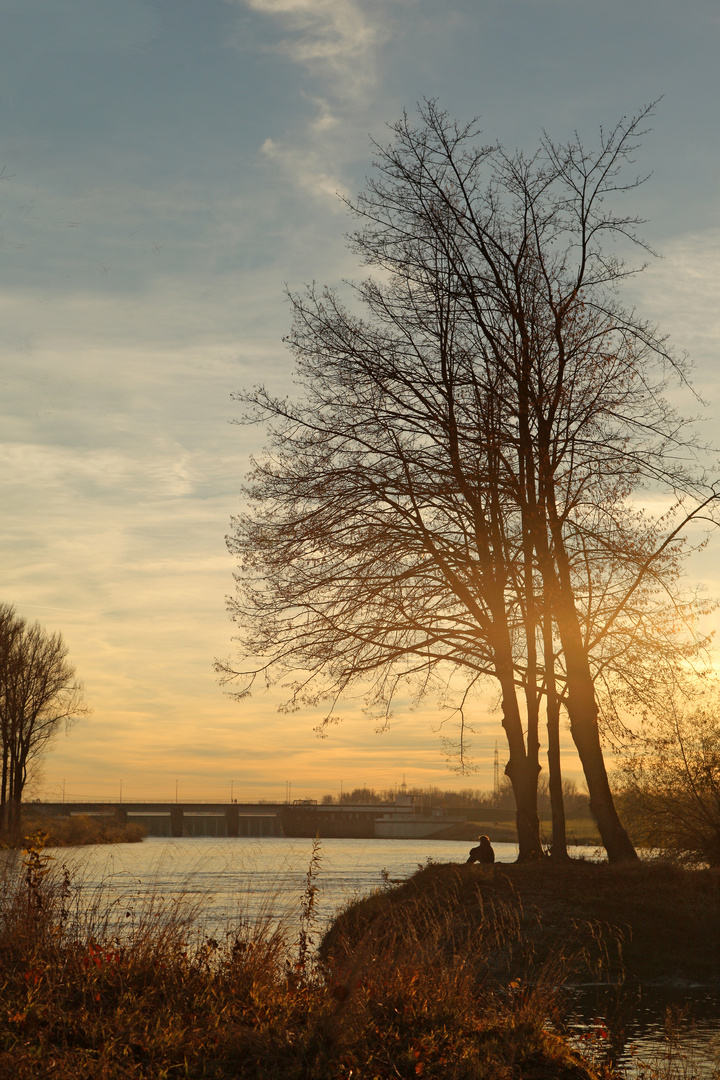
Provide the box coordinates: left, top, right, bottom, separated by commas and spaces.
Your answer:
47, 834, 529, 931
21, 836, 720, 1078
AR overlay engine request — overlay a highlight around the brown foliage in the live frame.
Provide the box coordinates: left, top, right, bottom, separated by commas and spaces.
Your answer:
0, 842, 617, 1079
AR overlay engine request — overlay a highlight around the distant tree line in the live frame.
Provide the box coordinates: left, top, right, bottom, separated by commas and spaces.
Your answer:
0, 603, 87, 833
319, 778, 591, 817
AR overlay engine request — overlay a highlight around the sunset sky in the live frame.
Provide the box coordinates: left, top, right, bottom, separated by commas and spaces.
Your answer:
1, 0, 719, 803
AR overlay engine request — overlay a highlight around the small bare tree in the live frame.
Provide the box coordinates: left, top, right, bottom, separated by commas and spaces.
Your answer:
0, 604, 88, 833
616, 692, 720, 866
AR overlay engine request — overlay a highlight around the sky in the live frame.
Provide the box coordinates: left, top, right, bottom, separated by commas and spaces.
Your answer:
1, 0, 719, 804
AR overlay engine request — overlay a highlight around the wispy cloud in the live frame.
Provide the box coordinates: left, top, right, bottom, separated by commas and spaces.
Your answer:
627, 227, 720, 398
226, 0, 412, 203
260, 136, 350, 203
236, 0, 381, 94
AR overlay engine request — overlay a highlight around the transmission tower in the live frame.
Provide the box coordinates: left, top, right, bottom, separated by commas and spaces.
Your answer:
493, 741, 500, 806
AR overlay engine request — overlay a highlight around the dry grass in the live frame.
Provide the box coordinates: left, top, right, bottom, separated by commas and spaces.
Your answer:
3, 815, 146, 848
321, 860, 720, 1080
325, 859, 720, 989
0, 835, 619, 1079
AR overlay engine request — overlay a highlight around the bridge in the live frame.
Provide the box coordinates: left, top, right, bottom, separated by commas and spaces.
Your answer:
27, 800, 527, 840
28, 801, 285, 838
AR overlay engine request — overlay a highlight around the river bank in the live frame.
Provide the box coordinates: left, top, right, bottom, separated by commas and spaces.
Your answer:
321, 857, 720, 987
1, 841, 718, 1077
0, 843, 598, 1079
321, 859, 720, 1076
1, 816, 146, 848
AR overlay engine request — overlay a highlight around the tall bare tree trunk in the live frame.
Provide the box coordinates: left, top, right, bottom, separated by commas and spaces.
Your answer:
542, 608, 568, 860
550, 541, 637, 862
484, 549, 543, 860
495, 659, 542, 860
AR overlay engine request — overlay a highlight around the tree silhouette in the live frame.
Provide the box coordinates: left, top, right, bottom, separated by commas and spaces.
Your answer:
221, 102, 717, 862
0, 604, 87, 832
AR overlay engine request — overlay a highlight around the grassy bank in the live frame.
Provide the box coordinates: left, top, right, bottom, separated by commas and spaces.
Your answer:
2, 815, 147, 848
435, 818, 603, 845
321, 860, 720, 1078
0, 839, 624, 1080
323, 860, 720, 988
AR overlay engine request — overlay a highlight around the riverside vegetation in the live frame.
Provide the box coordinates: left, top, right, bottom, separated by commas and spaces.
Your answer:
1, 815, 146, 849
1, 836, 719, 1079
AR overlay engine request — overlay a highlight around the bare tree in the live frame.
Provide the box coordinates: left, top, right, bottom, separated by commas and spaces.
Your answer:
221, 102, 717, 862
616, 691, 720, 866
542, 496, 716, 857
224, 281, 550, 857
0, 604, 87, 833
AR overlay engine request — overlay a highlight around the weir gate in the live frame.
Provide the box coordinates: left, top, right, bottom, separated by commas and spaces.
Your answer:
29, 802, 285, 838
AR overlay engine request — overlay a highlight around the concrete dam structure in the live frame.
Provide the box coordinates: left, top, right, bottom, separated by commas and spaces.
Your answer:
27, 797, 521, 839
29, 802, 285, 838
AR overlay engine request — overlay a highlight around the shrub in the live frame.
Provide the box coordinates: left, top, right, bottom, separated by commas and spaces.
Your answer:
615, 695, 720, 866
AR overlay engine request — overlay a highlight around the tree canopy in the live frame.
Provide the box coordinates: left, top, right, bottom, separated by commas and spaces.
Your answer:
221, 102, 718, 862
0, 603, 87, 832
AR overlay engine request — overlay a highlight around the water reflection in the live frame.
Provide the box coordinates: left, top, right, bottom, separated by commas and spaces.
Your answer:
566, 985, 720, 1078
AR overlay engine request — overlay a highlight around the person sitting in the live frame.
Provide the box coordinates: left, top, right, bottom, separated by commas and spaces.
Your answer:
467, 834, 495, 864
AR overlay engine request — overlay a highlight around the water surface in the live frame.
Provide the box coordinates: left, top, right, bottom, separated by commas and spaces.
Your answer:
51, 835, 531, 931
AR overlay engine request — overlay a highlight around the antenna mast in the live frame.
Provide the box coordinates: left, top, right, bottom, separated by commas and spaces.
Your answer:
493, 741, 500, 806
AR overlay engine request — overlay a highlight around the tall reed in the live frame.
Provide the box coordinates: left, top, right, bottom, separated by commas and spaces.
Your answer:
2, 838, 687, 1079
